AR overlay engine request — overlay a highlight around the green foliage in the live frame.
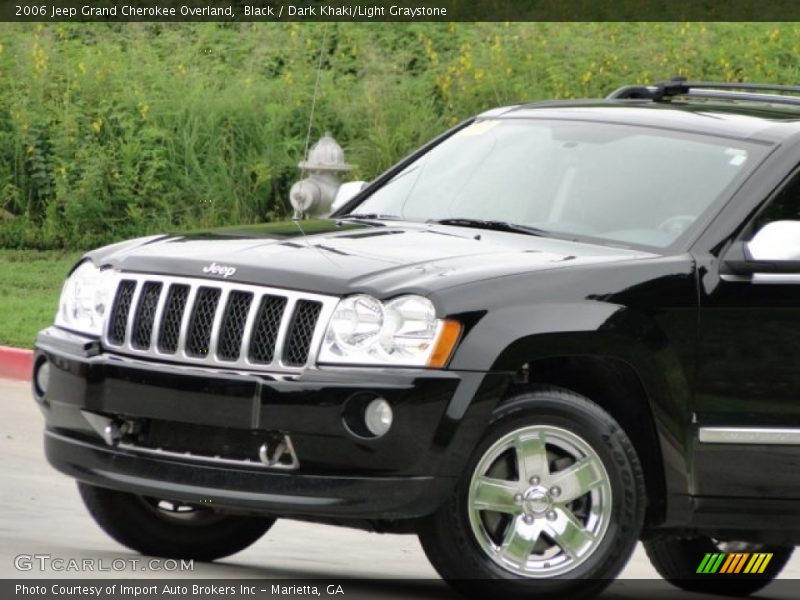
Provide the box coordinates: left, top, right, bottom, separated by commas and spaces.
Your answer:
0, 250, 81, 347
1, 22, 799, 249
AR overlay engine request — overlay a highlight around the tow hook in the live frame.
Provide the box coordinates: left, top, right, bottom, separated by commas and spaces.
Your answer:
259, 435, 300, 470
80, 411, 138, 446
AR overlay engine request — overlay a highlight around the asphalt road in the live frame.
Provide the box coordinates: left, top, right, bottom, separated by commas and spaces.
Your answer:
1, 378, 798, 599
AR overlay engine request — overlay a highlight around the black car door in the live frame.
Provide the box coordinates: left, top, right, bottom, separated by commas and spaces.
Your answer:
694, 170, 800, 498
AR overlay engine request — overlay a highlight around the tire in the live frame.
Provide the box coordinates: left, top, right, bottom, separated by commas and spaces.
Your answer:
78, 482, 274, 561
418, 387, 646, 600
644, 535, 793, 596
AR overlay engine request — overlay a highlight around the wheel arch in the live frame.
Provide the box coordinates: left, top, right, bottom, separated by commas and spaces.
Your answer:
441, 300, 695, 526
484, 329, 694, 527
500, 359, 666, 526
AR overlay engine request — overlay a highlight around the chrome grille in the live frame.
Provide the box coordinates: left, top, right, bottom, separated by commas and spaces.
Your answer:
157, 284, 189, 353
108, 280, 136, 345
131, 282, 162, 350
218, 291, 253, 361
248, 295, 287, 364
284, 300, 323, 366
103, 273, 337, 372
186, 287, 221, 357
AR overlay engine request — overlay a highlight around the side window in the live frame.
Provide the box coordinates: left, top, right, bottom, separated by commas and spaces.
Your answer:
751, 171, 800, 235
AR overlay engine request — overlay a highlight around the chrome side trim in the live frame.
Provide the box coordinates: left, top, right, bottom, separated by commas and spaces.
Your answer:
720, 273, 800, 284
752, 273, 800, 285
699, 427, 800, 445
719, 274, 750, 283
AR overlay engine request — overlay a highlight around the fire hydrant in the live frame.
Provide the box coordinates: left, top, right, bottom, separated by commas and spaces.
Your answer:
289, 133, 353, 219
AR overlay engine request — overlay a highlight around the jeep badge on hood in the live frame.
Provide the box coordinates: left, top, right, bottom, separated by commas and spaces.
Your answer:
202, 262, 236, 278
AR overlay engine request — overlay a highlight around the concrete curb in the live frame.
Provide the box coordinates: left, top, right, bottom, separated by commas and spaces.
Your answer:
0, 346, 32, 381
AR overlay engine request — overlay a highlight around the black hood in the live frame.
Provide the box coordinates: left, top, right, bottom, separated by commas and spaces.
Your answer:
87, 219, 656, 298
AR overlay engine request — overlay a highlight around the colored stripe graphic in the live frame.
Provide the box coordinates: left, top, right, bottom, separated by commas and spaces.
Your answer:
720, 553, 738, 573
697, 552, 773, 574
744, 554, 760, 573
718, 553, 736, 573
757, 553, 773, 574
696, 553, 713, 573
733, 553, 748, 573
712, 553, 725, 573
697, 553, 726, 573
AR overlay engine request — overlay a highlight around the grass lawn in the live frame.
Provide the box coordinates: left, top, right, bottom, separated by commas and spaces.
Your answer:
0, 250, 82, 348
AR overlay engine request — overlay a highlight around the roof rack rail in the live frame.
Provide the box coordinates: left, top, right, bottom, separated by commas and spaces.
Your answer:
607, 77, 800, 108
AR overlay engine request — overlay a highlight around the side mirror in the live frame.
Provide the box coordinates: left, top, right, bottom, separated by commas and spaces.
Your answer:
331, 181, 368, 214
724, 220, 800, 274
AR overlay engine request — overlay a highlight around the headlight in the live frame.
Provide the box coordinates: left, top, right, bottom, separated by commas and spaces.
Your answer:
319, 294, 462, 368
329, 294, 385, 351
55, 261, 116, 336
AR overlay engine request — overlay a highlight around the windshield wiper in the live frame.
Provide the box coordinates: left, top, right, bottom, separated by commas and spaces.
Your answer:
430, 218, 548, 237
336, 213, 403, 222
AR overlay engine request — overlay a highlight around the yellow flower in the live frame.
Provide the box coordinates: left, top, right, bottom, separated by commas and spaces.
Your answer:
33, 44, 46, 72
78, 62, 86, 74
139, 103, 149, 119
91, 119, 103, 134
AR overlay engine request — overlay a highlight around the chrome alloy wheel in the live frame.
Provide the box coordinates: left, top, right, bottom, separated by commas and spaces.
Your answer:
467, 425, 613, 577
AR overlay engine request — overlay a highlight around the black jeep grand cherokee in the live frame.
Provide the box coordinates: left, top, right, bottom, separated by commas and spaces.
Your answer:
34, 80, 800, 598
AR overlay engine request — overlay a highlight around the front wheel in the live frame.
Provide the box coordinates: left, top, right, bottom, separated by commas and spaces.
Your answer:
418, 388, 646, 599
78, 483, 274, 561
644, 536, 793, 596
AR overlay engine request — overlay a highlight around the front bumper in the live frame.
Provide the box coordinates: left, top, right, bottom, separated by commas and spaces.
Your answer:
35, 327, 511, 520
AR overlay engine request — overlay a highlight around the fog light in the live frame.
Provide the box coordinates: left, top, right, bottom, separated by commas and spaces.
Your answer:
364, 398, 393, 437
34, 359, 50, 397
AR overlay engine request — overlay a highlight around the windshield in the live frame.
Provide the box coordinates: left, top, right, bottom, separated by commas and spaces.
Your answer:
351, 119, 768, 248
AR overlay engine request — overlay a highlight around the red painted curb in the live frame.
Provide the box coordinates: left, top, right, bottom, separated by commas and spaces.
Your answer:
0, 345, 33, 381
